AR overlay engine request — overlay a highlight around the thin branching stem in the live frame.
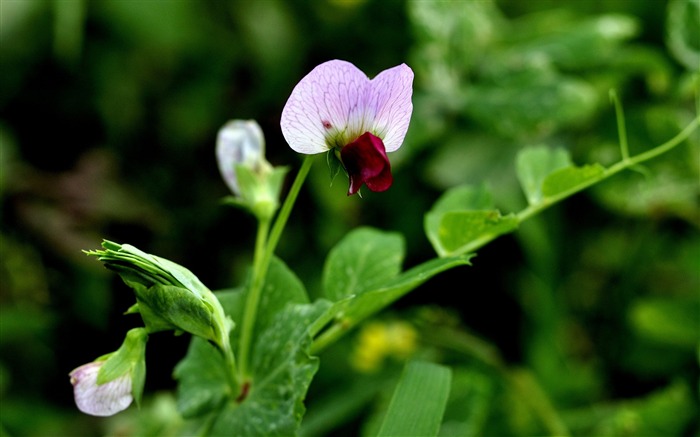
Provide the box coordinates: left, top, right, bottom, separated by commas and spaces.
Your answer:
236, 155, 315, 382
609, 89, 630, 161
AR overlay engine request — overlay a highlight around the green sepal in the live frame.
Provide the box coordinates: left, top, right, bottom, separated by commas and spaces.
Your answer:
326, 149, 343, 185
134, 284, 219, 342
97, 327, 148, 407
233, 164, 289, 220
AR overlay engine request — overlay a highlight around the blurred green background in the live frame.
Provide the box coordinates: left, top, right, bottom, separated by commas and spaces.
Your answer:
1, 0, 698, 436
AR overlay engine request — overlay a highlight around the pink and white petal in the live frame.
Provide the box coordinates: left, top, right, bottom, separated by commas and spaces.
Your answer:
281, 60, 371, 154
70, 362, 133, 417
367, 64, 414, 152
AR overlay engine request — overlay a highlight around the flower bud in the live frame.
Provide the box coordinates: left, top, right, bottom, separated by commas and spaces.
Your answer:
215, 119, 288, 220
216, 120, 268, 196
85, 241, 232, 352
70, 328, 148, 417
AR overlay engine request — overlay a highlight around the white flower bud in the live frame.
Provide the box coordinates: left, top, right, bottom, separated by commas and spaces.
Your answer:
216, 119, 267, 196
69, 361, 133, 417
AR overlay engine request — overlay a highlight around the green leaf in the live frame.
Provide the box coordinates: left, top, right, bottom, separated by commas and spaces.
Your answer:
174, 255, 310, 420
515, 146, 607, 204
541, 163, 606, 198
173, 336, 229, 418
377, 361, 452, 437
425, 184, 517, 257
516, 146, 571, 205
436, 211, 519, 256
255, 256, 309, 336
209, 300, 332, 436
327, 149, 343, 185
314, 255, 472, 339
175, 272, 330, 436
429, 184, 495, 213
323, 227, 405, 302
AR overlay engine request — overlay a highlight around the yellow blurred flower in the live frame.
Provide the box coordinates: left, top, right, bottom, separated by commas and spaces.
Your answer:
350, 320, 418, 373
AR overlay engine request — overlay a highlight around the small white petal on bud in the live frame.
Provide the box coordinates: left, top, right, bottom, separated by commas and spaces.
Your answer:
69, 361, 133, 417
216, 120, 266, 196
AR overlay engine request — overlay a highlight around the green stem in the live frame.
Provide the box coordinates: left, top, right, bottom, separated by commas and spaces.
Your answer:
310, 323, 344, 355
236, 155, 315, 381
516, 114, 700, 224
221, 339, 239, 394
263, 155, 315, 268
237, 218, 270, 380
609, 90, 630, 161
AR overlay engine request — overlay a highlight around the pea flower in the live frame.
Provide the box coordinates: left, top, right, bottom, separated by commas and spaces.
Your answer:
70, 328, 148, 417
281, 60, 414, 195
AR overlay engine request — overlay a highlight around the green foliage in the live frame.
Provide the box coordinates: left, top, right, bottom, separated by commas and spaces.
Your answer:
1, 0, 698, 436
174, 256, 330, 436
377, 361, 452, 437
425, 185, 517, 257
207, 300, 329, 436
313, 227, 473, 351
322, 227, 404, 302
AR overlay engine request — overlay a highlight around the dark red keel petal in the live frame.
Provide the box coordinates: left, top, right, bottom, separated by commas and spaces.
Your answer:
340, 132, 393, 196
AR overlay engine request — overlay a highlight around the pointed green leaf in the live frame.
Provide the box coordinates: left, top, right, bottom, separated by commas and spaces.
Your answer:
377, 361, 452, 437
516, 146, 571, 205
314, 255, 472, 339
323, 227, 405, 302
254, 256, 309, 336
541, 163, 606, 198
425, 185, 515, 257
434, 211, 519, 256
